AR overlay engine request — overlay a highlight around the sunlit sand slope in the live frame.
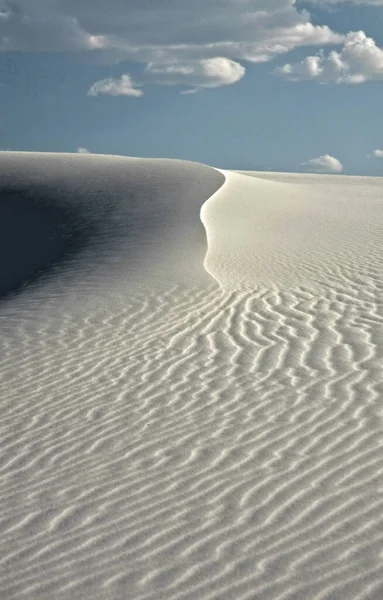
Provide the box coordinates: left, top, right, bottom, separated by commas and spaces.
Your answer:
204, 169, 383, 292
0, 154, 383, 600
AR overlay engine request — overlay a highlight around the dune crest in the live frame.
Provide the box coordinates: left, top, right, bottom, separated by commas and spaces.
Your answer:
0, 152, 224, 301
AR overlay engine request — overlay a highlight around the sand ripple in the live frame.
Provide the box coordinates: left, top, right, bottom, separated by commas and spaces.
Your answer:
0, 156, 382, 599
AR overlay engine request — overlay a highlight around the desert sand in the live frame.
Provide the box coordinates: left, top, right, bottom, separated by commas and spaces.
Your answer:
0, 152, 382, 599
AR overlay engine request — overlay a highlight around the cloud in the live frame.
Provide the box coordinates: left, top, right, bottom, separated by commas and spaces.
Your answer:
14, 1, 383, 92
88, 74, 143, 97
275, 31, 383, 83
0, 2, 105, 51
301, 154, 343, 173
179, 88, 200, 95
372, 149, 383, 157
144, 57, 245, 89
77, 147, 90, 153
0, 1, 343, 67
88, 58, 244, 95
304, 1, 383, 5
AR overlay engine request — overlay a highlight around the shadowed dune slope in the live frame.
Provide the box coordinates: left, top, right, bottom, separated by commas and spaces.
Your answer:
0, 152, 224, 300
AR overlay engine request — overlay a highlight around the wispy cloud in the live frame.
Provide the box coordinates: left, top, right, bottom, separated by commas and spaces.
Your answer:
77, 147, 90, 153
0, 1, 343, 60
144, 57, 245, 90
87, 57, 245, 96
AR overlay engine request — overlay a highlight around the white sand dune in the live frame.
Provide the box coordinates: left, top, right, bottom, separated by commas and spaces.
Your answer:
0, 152, 383, 600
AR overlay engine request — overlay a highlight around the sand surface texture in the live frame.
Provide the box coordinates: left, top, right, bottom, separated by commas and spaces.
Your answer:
0, 153, 382, 600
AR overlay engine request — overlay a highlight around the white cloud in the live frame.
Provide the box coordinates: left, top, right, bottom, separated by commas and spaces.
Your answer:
0, 1, 343, 74
77, 147, 90, 153
301, 154, 343, 173
88, 74, 143, 97
275, 31, 383, 83
144, 57, 245, 89
88, 58, 244, 95
8, 0, 383, 91
373, 149, 383, 157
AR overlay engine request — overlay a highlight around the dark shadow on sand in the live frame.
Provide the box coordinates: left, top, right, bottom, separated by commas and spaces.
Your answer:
0, 186, 92, 300
0, 154, 225, 302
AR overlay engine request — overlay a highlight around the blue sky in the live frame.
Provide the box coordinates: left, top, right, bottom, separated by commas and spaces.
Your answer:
1, 0, 383, 174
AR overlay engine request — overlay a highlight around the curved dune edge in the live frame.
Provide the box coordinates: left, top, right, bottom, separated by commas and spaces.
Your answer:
202, 168, 383, 292
0, 152, 225, 301
0, 155, 383, 600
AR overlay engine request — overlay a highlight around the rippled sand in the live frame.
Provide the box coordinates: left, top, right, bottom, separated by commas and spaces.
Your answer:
0, 152, 382, 600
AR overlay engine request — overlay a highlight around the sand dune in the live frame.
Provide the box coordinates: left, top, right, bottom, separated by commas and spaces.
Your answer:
0, 152, 383, 599
0, 152, 224, 300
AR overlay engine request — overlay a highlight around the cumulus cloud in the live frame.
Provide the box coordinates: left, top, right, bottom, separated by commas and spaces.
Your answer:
301, 154, 343, 173
7, 0, 383, 91
88, 74, 143, 97
77, 147, 90, 153
372, 149, 383, 157
275, 30, 383, 83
